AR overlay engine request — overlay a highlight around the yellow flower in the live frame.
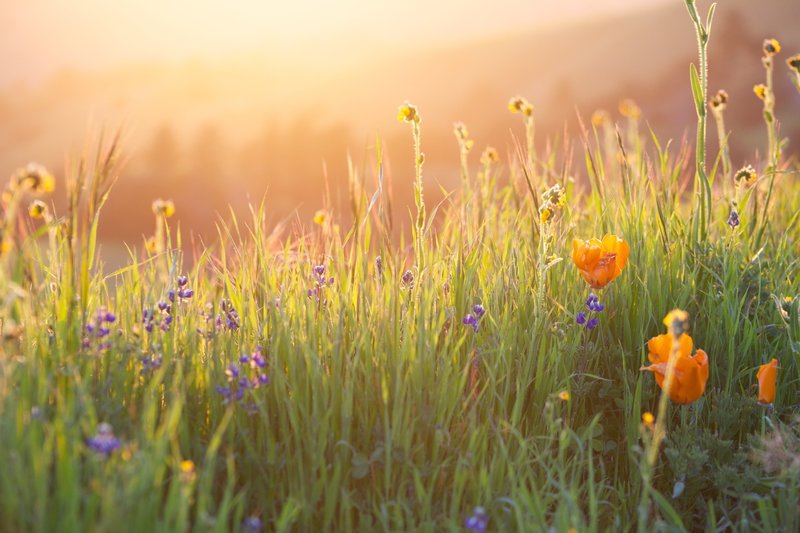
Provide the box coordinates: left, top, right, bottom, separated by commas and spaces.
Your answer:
313, 209, 328, 226
558, 390, 570, 401
152, 198, 176, 218
788, 54, 800, 73
757, 358, 779, 405
480, 147, 499, 165
572, 234, 630, 289
539, 206, 552, 225
663, 309, 689, 337
763, 38, 781, 57
28, 200, 48, 219
508, 96, 532, 116
734, 165, 757, 188
640, 332, 709, 405
397, 101, 420, 123
145, 236, 157, 254
0, 236, 13, 255
618, 99, 641, 119
180, 460, 195, 473
642, 412, 655, 426
13, 163, 55, 194
753, 84, 767, 100
453, 122, 469, 141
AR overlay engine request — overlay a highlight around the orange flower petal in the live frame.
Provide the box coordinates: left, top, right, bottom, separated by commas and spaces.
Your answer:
757, 358, 778, 405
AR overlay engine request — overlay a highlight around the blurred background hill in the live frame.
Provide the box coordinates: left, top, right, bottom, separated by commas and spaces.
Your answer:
1, 0, 798, 246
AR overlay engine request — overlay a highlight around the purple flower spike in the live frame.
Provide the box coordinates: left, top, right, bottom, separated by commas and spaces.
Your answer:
576, 311, 587, 325
472, 304, 486, 319
463, 314, 479, 333
465, 506, 488, 532
87, 423, 121, 456
313, 265, 325, 277
586, 317, 599, 330
177, 275, 189, 287
243, 516, 263, 532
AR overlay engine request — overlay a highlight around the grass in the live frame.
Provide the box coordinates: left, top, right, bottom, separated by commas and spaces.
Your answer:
1, 3, 800, 531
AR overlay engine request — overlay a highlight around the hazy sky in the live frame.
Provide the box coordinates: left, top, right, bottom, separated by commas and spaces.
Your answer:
0, 0, 669, 85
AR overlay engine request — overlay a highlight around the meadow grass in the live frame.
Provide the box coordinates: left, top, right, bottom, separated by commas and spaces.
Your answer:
1, 3, 800, 531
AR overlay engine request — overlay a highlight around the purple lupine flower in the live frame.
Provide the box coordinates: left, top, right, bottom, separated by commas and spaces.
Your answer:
375, 256, 383, 277
178, 288, 194, 300
727, 209, 740, 229
252, 353, 266, 368
401, 270, 414, 287
464, 506, 488, 532
168, 290, 176, 303
243, 517, 263, 532
472, 304, 486, 320
87, 423, 121, 456
239, 355, 250, 364
463, 314, 479, 333
576, 311, 587, 325
313, 265, 325, 277
586, 317, 599, 330
140, 354, 163, 374
177, 275, 189, 287
257, 374, 270, 386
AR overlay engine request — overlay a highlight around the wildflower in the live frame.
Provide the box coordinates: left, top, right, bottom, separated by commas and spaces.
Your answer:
591, 109, 610, 127
576, 311, 587, 325
480, 147, 499, 165
83, 306, 116, 350
140, 354, 163, 374
539, 206, 552, 225
313, 209, 328, 225
542, 183, 566, 209
586, 293, 604, 312
28, 200, 48, 219
86, 423, 121, 455
401, 270, 414, 287
243, 516, 263, 532
464, 506, 488, 532
472, 304, 486, 319
734, 165, 757, 188
642, 411, 655, 427
12, 163, 55, 195
763, 38, 781, 57
757, 358, 779, 405
662, 309, 689, 338
508, 96, 533, 116
710, 89, 728, 111
788, 54, 800, 72
463, 314, 478, 333
397, 101, 420, 123
586, 317, 599, 330
727, 209, 740, 229
753, 84, 767, 101
572, 234, 629, 289
152, 198, 176, 218
375, 256, 383, 277
640, 331, 709, 405
618, 99, 641, 119
558, 390, 570, 401
216, 347, 270, 410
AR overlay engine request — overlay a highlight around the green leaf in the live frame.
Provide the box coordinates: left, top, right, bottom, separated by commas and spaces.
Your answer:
690, 63, 704, 117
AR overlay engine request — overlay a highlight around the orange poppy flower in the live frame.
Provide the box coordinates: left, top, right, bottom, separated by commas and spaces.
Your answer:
640, 333, 709, 404
757, 358, 779, 405
572, 234, 630, 289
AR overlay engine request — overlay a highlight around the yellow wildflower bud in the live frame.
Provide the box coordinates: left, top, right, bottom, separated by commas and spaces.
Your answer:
734, 165, 757, 188
152, 198, 176, 218
788, 54, 800, 73
14, 163, 55, 194
539, 206, 552, 225
642, 412, 655, 426
480, 147, 499, 165
763, 38, 780, 57
145, 236, 157, 254
558, 390, 570, 401
507, 96, 531, 115
753, 84, 767, 101
313, 209, 328, 226
28, 200, 48, 219
397, 101, 420, 123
